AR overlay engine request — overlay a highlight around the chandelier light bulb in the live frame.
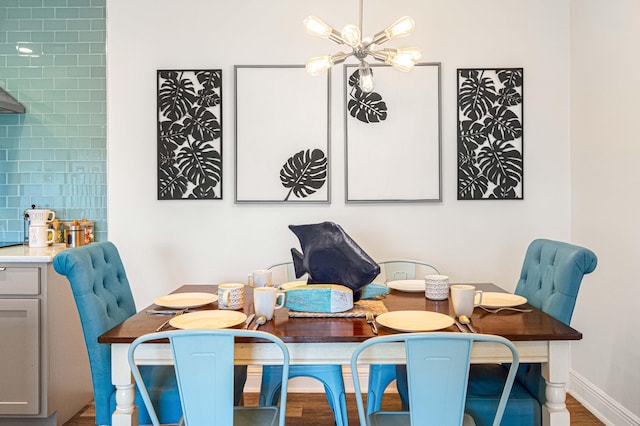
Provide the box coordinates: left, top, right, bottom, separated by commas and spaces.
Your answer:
303, 16, 344, 44
341, 24, 361, 47
305, 56, 334, 76
384, 16, 416, 39
385, 47, 422, 61
386, 52, 417, 72
358, 62, 375, 93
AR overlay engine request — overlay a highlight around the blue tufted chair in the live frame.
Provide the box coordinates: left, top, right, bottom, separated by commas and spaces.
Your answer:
53, 242, 182, 426
465, 239, 597, 426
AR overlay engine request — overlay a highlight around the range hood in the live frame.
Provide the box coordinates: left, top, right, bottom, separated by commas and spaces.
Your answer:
0, 87, 26, 114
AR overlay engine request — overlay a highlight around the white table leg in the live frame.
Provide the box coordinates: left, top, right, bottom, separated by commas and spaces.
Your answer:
541, 341, 571, 426
112, 344, 138, 426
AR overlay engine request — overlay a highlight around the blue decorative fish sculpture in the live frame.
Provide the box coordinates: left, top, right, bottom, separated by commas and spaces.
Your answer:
289, 221, 381, 301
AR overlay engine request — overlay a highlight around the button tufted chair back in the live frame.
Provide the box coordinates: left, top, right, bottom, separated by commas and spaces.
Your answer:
53, 242, 136, 425
53, 242, 181, 426
514, 238, 597, 325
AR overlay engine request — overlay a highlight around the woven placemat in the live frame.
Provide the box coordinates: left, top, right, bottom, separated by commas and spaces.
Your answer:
288, 299, 388, 318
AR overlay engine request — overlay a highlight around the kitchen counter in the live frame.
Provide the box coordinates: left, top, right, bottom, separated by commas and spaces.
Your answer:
0, 243, 68, 262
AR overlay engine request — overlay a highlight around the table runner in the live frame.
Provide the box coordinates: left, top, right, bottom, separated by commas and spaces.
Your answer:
288, 299, 388, 318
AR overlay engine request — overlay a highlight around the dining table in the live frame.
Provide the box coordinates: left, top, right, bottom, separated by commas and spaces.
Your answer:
98, 282, 582, 426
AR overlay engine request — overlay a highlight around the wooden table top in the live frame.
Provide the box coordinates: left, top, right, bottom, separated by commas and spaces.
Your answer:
98, 283, 582, 344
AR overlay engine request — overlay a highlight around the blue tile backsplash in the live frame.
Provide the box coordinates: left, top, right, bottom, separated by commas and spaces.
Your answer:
0, 0, 106, 243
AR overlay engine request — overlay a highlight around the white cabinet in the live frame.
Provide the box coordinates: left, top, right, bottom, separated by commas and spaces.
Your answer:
0, 262, 92, 426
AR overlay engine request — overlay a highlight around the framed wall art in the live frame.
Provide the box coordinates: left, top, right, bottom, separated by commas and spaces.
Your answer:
344, 63, 441, 203
457, 68, 523, 200
157, 69, 223, 200
234, 65, 331, 203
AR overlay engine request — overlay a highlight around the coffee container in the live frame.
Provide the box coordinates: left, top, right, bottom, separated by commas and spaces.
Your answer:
66, 224, 85, 247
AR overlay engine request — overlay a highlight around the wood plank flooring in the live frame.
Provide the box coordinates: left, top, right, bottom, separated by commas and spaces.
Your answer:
64, 393, 603, 425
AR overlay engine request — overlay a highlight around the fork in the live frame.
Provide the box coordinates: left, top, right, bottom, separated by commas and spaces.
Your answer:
479, 306, 533, 314
366, 312, 378, 335
155, 309, 185, 331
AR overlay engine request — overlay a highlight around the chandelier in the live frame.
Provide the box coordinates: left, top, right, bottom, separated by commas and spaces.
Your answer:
303, 0, 422, 92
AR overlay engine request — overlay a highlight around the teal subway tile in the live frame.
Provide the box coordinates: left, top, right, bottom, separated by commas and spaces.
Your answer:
42, 67, 66, 78
54, 54, 77, 66
19, 0, 44, 7
78, 54, 101, 65
89, 137, 105, 149
89, 42, 104, 54
30, 54, 54, 67
76, 148, 103, 161
90, 67, 105, 79
47, 0, 69, 7
8, 126, 29, 138
34, 8, 56, 20
78, 30, 103, 43
90, 19, 105, 31
66, 112, 91, 124
90, 113, 105, 125
67, 66, 91, 77
0, 160, 19, 172
7, 8, 31, 20
18, 89, 43, 102
19, 19, 44, 31
21, 184, 44, 196
66, 43, 90, 54
77, 78, 104, 90
54, 78, 78, 89
8, 149, 30, 161
43, 161, 66, 173
7, 78, 31, 90
78, 7, 104, 19
68, 0, 92, 6
42, 88, 67, 101
0, 0, 19, 8
31, 126, 54, 137
90, 88, 105, 101
55, 31, 79, 43
91, 0, 105, 7
19, 66, 43, 78
42, 183, 64, 197
31, 31, 55, 43
8, 31, 30, 42
19, 161, 43, 172
7, 54, 31, 67
19, 136, 43, 148
28, 102, 55, 115
55, 8, 79, 19
30, 78, 55, 90
53, 148, 76, 161
0, 44, 18, 55
43, 137, 67, 149
43, 19, 66, 30
0, 66, 19, 78
75, 101, 102, 114
78, 125, 104, 137
67, 91, 91, 101
53, 101, 78, 113
67, 19, 90, 31
0, 185, 20, 197
43, 42, 66, 54
30, 148, 55, 161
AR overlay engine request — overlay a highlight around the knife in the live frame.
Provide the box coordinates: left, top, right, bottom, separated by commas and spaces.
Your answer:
243, 314, 256, 329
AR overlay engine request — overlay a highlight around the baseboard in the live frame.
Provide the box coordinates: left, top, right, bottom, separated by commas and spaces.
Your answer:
568, 369, 640, 426
245, 366, 383, 394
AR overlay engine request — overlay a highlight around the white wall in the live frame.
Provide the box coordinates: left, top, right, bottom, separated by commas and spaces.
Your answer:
103, 0, 640, 419
570, 0, 640, 423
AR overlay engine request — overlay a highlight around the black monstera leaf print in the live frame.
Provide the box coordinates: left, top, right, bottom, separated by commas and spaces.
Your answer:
158, 71, 197, 122
157, 70, 223, 199
457, 68, 524, 200
280, 149, 327, 201
347, 70, 388, 123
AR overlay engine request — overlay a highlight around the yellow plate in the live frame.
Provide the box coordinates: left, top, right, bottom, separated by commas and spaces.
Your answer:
154, 292, 218, 309
480, 292, 527, 308
169, 310, 247, 330
376, 310, 454, 332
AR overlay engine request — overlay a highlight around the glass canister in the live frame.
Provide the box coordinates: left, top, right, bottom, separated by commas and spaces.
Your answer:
66, 223, 85, 247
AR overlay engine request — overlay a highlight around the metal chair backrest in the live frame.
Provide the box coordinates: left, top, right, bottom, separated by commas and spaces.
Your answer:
128, 329, 290, 426
351, 333, 519, 426
267, 261, 308, 284
377, 259, 440, 283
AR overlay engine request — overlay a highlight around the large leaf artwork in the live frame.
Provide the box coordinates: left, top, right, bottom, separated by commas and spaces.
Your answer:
280, 149, 327, 201
457, 68, 523, 199
157, 70, 223, 199
347, 69, 388, 123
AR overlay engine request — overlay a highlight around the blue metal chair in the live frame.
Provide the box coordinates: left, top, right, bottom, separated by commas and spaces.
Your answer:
367, 259, 440, 414
52, 241, 182, 425
129, 329, 290, 426
259, 262, 348, 426
465, 239, 598, 426
351, 332, 520, 426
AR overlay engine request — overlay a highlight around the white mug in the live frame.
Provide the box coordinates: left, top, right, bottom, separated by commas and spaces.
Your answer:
425, 274, 449, 300
27, 209, 55, 226
218, 283, 245, 310
29, 225, 55, 248
248, 269, 273, 288
450, 284, 483, 318
253, 287, 286, 320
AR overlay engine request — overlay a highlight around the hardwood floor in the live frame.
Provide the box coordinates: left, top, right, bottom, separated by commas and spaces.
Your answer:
64, 393, 603, 425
